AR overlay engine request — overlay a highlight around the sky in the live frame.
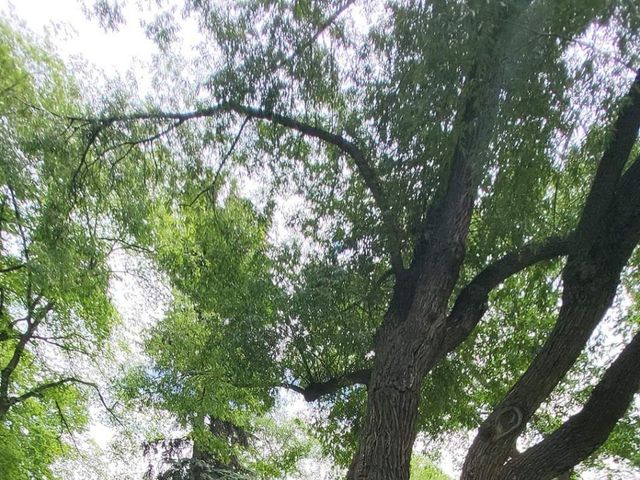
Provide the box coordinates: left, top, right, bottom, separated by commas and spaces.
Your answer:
2, 0, 154, 75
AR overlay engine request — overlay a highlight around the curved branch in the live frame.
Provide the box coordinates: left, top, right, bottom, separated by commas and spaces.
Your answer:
226, 104, 405, 274
282, 368, 370, 402
464, 69, 640, 478
501, 330, 640, 480
6, 377, 122, 426
442, 236, 572, 354
73, 103, 405, 275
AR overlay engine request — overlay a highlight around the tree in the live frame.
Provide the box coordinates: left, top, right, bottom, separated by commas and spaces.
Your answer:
121, 190, 312, 479
75, 0, 640, 479
0, 20, 136, 479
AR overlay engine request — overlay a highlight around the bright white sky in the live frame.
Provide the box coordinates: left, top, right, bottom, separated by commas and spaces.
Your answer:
2, 0, 154, 74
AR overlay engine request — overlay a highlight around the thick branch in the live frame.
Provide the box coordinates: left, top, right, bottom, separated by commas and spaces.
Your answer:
463, 69, 640, 480
283, 368, 370, 402
502, 330, 640, 480
615, 153, 640, 229
442, 236, 572, 353
406, 19, 514, 333
575, 68, 640, 246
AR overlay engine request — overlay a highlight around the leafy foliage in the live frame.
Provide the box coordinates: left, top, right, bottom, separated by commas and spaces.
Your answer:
6, 0, 640, 477
410, 456, 451, 480
0, 20, 124, 479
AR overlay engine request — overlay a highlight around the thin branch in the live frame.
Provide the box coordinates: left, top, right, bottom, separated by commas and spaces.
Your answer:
98, 236, 155, 255
186, 115, 250, 207
7, 184, 29, 262
70, 122, 105, 197
9, 377, 123, 426
98, 119, 185, 159
31, 336, 93, 356
283, 0, 357, 67
0, 77, 27, 97
0, 263, 25, 274
55, 400, 80, 453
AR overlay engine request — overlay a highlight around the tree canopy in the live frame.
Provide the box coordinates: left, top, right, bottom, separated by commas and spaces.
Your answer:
0, 20, 121, 479
3, 0, 640, 479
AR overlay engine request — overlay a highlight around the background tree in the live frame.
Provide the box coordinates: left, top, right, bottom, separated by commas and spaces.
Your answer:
120, 187, 313, 479
71, 0, 640, 478
0, 19, 149, 479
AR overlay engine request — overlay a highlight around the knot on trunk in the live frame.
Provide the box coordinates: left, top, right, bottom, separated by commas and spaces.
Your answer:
491, 406, 523, 441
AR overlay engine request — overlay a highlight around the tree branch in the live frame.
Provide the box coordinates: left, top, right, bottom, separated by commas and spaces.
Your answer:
0, 263, 25, 274
407, 19, 513, 328
283, 0, 356, 67
55, 399, 80, 453
73, 103, 405, 275
186, 115, 250, 207
463, 68, 640, 479
7, 377, 122, 426
442, 236, 572, 354
502, 330, 640, 480
574, 68, 640, 247
0, 302, 52, 402
615, 153, 640, 227
7, 184, 30, 262
282, 368, 370, 402
226, 104, 405, 274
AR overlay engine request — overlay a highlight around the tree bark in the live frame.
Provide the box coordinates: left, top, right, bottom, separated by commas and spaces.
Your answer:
500, 330, 640, 480
345, 3, 542, 474
461, 69, 640, 480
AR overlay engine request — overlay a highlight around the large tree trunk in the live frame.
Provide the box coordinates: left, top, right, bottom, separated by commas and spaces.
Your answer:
346, 7, 521, 473
346, 350, 423, 479
346, 299, 449, 480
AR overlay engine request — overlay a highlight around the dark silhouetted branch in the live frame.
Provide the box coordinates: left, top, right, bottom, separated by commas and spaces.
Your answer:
502, 330, 640, 480
574, 68, 640, 246
443, 236, 572, 353
283, 368, 370, 402
73, 103, 405, 275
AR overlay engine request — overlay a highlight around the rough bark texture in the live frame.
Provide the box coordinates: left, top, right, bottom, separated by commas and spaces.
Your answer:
500, 330, 640, 480
461, 69, 640, 480
345, 5, 537, 477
